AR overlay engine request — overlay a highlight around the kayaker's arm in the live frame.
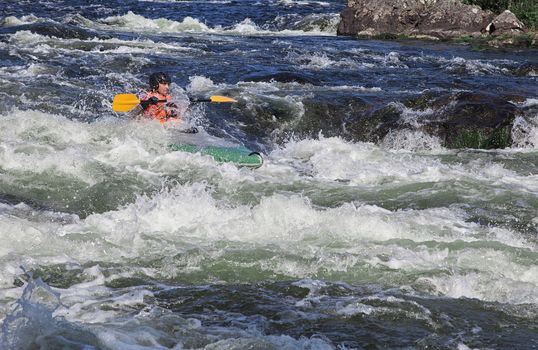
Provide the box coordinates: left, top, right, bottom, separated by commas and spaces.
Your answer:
140, 96, 167, 110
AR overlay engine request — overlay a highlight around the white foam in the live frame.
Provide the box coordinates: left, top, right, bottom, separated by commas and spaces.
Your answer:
273, 13, 340, 34
0, 15, 41, 27
511, 100, 538, 148
271, 137, 447, 185
337, 302, 376, 316
99, 11, 336, 36
278, 0, 331, 6
444, 56, 510, 75
8, 30, 47, 44
102, 12, 211, 32
0, 109, 536, 308
422, 267, 538, 304
186, 75, 222, 93
0, 180, 536, 310
516, 98, 538, 108
380, 52, 409, 69
326, 85, 383, 92
270, 136, 538, 194
335, 294, 434, 324
8, 30, 194, 56
288, 51, 363, 70
381, 129, 443, 151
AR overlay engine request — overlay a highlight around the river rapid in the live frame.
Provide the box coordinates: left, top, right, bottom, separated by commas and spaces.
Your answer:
0, 0, 537, 349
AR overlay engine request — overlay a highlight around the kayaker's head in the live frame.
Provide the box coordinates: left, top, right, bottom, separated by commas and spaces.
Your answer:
149, 72, 171, 95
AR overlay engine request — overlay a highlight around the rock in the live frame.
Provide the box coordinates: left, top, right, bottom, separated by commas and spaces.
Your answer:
234, 89, 521, 150
338, 0, 495, 39
347, 92, 521, 149
346, 104, 403, 143
434, 92, 520, 149
12, 22, 108, 40
242, 72, 321, 85
487, 10, 526, 36
296, 95, 370, 139
512, 63, 538, 77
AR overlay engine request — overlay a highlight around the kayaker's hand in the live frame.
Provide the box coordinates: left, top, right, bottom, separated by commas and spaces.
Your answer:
140, 96, 160, 110
164, 102, 180, 118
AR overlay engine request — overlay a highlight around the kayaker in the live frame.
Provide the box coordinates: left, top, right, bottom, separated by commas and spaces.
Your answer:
139, 72, 181, 123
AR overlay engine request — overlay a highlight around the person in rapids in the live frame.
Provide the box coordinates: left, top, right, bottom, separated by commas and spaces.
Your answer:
139, 72, 180, 123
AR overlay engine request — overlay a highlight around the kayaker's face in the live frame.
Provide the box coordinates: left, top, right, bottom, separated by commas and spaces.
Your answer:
157, 82, 169, 95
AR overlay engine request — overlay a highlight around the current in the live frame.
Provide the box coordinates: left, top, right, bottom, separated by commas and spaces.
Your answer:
0, 0, 537, 349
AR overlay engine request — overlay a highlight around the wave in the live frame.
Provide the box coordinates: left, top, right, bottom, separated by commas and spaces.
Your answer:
99, 11, 337, 36
0, 177, 536, 304
0, 15, 41, 27
444, 57, 511, 75
287, 51, 364, 70
0, 109, 536, 325
101, 11, 211, 32
272, 13, 340, 33
6, 29, 196, 56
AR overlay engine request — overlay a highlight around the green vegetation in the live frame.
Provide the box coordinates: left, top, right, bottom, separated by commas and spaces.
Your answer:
446, 126, 512, 149
456, 32, 537, 49
464, 0, 538, 29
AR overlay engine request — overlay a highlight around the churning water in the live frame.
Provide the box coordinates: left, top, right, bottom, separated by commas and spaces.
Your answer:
0, 0, 537, 349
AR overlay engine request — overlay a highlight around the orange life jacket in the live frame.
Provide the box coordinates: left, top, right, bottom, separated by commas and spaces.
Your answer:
140, 91, 180, 124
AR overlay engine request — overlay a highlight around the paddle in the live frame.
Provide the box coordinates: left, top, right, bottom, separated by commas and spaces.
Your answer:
112, 93, 238, 112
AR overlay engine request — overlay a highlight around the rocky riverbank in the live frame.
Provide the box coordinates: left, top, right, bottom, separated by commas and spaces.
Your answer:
337, 0, 536, 49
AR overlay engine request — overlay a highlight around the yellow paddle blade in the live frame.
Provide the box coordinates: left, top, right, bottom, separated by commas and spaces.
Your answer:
112, 93, 141, 112
209, 95, 238, 103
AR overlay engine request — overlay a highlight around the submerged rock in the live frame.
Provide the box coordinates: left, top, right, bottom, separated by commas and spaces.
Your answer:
242, 71, 321, 85
233, 90, 522, 150
0, 21, 110, 40
513, 63, 538, 77
435, 92, 519, 149
320, 92, 521, 149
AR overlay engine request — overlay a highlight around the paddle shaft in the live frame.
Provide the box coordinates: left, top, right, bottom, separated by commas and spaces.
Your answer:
143, 98, 222, 109
112, 93, 237, 113
140, 98, 167, 110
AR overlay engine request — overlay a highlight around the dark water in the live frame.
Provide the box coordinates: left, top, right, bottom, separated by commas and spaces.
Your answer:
1, 1, 537, 349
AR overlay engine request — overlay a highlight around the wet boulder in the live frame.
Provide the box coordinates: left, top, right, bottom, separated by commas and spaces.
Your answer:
232, 93, 370, 143
233, 91, 520, 150
434, 92, 520, 149
295, 95, 370, 139
0, 22, 110, 40
512, 63, 538, 77
344, 103, 403, 143
345, 92, 521, 149
242, 71, 321, 85
487, 10, 526, 36
338, 0, 495, 39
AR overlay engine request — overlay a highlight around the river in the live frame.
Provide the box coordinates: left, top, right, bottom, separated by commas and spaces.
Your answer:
0, 0, 537, 349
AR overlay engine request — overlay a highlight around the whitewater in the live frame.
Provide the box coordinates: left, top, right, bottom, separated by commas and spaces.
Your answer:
0, 0, 537, 349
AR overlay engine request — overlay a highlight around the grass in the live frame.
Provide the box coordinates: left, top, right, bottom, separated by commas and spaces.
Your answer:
456, 32, 537, 49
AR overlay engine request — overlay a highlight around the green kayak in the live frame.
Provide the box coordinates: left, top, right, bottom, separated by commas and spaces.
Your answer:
168, 144, 263, 168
